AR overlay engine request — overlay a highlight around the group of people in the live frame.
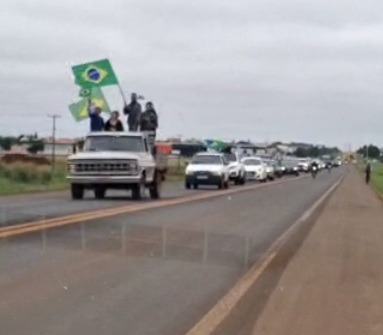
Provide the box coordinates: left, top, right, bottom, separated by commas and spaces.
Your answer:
88, 92, 158, 134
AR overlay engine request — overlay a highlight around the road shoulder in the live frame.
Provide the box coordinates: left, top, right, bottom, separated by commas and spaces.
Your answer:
251, 168, 383, 335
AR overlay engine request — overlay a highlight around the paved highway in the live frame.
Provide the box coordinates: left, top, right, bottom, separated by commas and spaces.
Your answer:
0, 182, 201, 226
0, 169, 343, 335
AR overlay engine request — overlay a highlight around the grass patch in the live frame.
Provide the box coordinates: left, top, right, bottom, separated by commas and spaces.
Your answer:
371, 163, 383, 194
0, 162, 68, 196
0, 158, 186, 196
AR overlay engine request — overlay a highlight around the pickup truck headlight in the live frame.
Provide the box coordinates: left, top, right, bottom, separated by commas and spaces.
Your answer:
67, 163, 76, 173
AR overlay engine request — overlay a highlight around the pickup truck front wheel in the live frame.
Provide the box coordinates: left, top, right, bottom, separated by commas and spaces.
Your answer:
71, 184, 84, 200
132, 176, 146, 200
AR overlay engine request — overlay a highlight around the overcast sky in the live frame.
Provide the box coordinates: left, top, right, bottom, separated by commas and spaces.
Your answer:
2, 0, 383, 149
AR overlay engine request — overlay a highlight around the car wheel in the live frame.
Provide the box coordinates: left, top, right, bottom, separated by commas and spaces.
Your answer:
71, 184, 84, 200
94, 187, 106, 199
185, 182, 191, 190
132, 176, 146, 200
193, 184, 198, 189
224, 180, 230, 189
234, 176, 241, 185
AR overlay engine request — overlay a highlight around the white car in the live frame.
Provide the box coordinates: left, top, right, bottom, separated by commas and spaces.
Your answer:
185, 152, 230, 189
241, 157, 268, 182
262, 159, 276, 180
297, 159, 310, 173
223, 152, 246, 185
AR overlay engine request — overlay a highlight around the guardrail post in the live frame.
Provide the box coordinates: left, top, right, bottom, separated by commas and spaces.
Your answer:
244, 236, 250, 268
162, 226, 167, 258
121, 224, 126, 254
203, 228, 209, 263
80, 223, 86, 250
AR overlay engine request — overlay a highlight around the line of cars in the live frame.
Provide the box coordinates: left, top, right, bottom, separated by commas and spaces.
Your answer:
184, 152, 342, 190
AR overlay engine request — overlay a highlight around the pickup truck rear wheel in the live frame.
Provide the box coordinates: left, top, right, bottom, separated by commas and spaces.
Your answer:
149, 172, 162, 199
71, 184, 84, 200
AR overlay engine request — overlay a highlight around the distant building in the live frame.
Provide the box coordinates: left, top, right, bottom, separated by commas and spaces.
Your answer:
43, 138, 77, 156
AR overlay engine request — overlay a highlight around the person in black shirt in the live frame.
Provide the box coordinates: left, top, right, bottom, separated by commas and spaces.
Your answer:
105, 111, 124, 131
123, 93, 142, 131
140, 102, 158, 132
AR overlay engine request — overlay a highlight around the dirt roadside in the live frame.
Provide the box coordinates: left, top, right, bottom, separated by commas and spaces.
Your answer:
251, 167, 383, 335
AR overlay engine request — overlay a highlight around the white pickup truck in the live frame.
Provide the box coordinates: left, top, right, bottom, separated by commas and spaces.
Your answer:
67, 132, 166, 200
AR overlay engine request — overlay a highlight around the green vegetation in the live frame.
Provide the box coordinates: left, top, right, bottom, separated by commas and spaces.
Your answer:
0, 162, 68, 196
0, 156, 187, 196
356, 144, 381, 160
0, 134, 45, 154
293, 145, 341, 158
371, 163, 383, 194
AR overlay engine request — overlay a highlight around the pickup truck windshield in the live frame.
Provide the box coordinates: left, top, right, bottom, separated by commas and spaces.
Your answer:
84, 136, 145, 152
192, 155, 222, 165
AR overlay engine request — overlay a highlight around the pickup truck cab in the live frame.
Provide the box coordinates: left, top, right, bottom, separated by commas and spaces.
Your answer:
185, 152, 230, 189
67, 131, 166, 200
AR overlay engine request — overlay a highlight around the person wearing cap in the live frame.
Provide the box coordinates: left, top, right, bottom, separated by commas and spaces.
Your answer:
123, 93, 142, 131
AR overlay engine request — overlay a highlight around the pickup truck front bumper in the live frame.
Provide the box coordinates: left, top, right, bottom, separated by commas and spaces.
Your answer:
67, 175, 142, 185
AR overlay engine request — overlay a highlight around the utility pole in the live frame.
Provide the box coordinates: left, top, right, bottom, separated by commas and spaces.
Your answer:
47, 114, 61, 173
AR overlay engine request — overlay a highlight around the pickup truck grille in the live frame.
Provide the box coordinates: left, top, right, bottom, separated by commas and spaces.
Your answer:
74, 160, 138, 174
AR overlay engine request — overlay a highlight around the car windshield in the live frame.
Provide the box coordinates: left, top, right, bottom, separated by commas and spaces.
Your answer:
84, 135, 145, 152
224, 153, 237, 162
243, 159, 261, 166
191, 155, 222, 165
283, 160, 297, 167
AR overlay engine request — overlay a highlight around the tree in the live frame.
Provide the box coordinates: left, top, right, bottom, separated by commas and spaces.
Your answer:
357, 145, 381, 159
0, 136, 19, 151
27, 140, 44, 154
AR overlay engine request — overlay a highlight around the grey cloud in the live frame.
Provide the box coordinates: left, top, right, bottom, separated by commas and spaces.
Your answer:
1, 0, 383, 148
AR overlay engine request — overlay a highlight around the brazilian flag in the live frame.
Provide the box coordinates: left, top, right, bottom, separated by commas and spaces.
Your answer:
69, 87, 111, 122
72, 59, 119, 88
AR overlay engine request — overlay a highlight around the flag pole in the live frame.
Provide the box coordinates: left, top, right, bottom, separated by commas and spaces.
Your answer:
118, 83, 127, 106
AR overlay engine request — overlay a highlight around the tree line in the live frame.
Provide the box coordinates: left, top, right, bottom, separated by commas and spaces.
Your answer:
0, 134, 44, 154
356, 144, 381, 159
292, 145, 341, 158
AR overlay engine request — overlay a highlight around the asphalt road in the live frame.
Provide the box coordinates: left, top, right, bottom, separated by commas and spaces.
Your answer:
0, 182, 201, 226
0, 168, 343, 335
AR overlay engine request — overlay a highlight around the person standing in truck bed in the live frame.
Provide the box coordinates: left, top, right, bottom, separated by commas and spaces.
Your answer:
140, 102, 159, 155
88, 100, 104, 132
123, 93, 142, 131
105, 111, 124, 131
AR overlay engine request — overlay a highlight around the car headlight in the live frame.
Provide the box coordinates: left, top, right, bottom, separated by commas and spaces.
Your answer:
293, 167, 298, 171
185, 169, 193, 175
212, 171, 222, 176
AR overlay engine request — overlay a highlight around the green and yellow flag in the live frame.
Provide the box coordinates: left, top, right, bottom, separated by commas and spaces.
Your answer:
69, 87, 111, 122
72, 59, 119, 88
